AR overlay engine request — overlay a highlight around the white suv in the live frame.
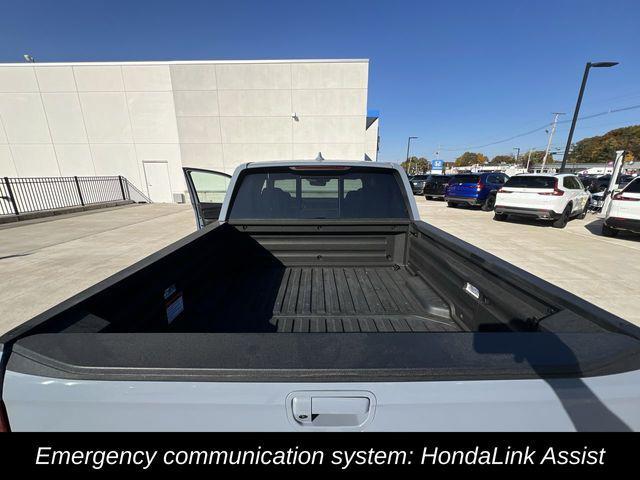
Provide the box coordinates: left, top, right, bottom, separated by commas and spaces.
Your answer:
602, 177, 640, 237
494, 174, 590, 228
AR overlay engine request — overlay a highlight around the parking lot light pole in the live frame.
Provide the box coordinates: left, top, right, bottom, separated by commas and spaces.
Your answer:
406, 136, 418, 174
560, 61, 618, 172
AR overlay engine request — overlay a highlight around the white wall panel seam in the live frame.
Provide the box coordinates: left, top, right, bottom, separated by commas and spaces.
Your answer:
214, 115, 366, 118
289, 64, 294, 160
32, 67, 62, 176
166, 63, 184, 191
175, 142, 365, 144
70, 67, 96, 175
0, 110, 18, 175
119, 66, 144, 189
212, 65, 225, 172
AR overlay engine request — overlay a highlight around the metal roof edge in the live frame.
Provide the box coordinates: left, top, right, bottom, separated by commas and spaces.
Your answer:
0, 58, 370, 67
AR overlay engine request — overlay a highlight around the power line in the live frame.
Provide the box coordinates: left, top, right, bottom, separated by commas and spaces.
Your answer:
439, 123, 551, 151
439, 103, 640, 152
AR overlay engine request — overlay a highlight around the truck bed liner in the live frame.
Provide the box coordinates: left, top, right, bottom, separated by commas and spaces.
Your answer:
187, 266, 459, 333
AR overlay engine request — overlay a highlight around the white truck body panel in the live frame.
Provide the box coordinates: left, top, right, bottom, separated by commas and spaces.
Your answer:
4, 369, 640, 431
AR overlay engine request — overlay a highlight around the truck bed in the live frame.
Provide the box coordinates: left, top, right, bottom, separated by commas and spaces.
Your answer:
184, 266, 460, 333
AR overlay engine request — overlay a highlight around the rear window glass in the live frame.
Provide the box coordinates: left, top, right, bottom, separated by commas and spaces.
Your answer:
228, 168, 409, 220
504, 176, 556, 189
625, 178, 640, 193
620, 175, 635, 184
430, 176, 452, 184
452, 175, 479, 184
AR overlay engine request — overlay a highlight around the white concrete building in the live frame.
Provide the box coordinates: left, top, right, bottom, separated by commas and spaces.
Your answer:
0, 59, 378, 202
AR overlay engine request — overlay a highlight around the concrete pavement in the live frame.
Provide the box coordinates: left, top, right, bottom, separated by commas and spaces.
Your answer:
416, 197, 640, 326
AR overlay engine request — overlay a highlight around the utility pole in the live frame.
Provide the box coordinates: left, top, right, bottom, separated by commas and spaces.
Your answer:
525, 148, 533, 172
405, 136, 418, 174
513, 147, 520, 166
542, 112, 564, 171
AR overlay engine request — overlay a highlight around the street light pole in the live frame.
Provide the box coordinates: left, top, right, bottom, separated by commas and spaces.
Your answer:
406, 136, 418, 174
560, 61, 618, 172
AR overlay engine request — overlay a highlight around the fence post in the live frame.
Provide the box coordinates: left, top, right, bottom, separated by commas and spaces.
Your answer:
118, 176, 127, 200
74, 176, 84, 206
4, 177, 19, 215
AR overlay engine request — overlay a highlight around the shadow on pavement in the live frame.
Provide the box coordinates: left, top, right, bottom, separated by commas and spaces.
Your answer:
0, 253, 32, 261
496, 215, 554, 228
584, 218, 640, 242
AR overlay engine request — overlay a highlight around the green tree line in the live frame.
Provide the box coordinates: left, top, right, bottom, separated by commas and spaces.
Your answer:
400, 125, 639, 170
453, 125, 639, 167
568, 125, 639, 163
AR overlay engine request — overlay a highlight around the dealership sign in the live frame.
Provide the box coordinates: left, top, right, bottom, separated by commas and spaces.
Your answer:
431, 159, 444, 173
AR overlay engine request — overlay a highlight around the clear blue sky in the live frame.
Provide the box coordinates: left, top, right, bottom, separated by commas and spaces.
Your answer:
1, 0, 638, 162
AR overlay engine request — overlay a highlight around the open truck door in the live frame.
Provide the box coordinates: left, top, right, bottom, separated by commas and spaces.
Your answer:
183, 168, 231, 229
599, 150, 626, 218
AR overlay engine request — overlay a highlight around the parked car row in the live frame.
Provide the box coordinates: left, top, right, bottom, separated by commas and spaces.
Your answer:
579, 173, 635, 193
411, 172, 508, 211
411, 171, 640, 235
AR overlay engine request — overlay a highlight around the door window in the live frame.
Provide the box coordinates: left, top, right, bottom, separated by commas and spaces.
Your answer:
189, 170, 230, 203
563, 177, 580, 190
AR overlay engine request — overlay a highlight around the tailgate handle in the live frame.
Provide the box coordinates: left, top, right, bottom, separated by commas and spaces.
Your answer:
313, 397, 370, 415
291, 394, 372, 428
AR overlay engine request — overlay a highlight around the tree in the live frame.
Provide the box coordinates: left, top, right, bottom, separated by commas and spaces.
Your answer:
488, 151, 553, 166
454, 152, 488, 167
488, 155, 513, 165
569, 125, 640, 163
401, 156, 430, 174
527, 150, 554, 164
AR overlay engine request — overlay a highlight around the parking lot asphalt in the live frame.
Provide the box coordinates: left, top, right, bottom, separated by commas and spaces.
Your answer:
0, 197, 638, 335
416, 196, 640, 326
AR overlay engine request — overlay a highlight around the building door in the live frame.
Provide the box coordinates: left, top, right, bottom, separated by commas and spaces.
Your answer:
143, 162, 172, 203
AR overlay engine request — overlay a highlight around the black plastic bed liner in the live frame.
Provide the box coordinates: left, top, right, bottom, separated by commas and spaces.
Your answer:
186, 266, 460, 333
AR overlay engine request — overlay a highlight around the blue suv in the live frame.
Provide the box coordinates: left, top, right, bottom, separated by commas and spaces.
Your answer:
444, 172, 509, 211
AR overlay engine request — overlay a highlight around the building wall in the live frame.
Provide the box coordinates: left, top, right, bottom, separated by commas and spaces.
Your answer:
0, 59, 371, 201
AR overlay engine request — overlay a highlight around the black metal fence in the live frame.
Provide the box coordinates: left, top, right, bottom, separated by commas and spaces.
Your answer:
0, 175, 150, 216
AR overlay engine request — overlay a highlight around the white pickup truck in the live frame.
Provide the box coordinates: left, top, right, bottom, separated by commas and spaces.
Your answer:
1, 161, 639, 431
